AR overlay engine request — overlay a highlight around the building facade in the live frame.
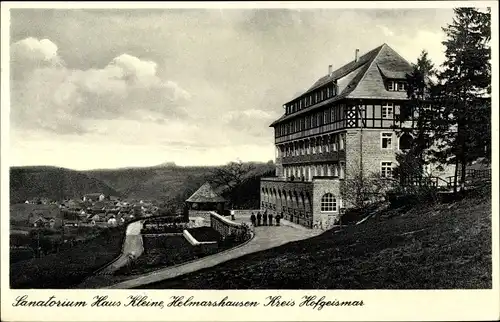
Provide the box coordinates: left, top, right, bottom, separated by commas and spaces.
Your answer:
261, 43, 418, 229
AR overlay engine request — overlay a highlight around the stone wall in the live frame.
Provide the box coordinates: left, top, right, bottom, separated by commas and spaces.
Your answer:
209, 212, 248, 241
182, 230, 218, 255
311, 178, 343, 229
345, 128, 398, 179
188, 210, 212, 227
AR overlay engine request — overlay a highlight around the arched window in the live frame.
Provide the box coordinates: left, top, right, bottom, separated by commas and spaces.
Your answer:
321, 193, 337, 212
399, 133, 413, 150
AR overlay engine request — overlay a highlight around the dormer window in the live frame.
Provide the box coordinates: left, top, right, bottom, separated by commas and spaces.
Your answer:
387, 80, 407, 92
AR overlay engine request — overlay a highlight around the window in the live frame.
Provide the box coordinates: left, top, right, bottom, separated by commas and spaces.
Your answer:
382, 103, 394, 119
388, 80, 407, 92
381, 132, 393, 149
399, 133, 413, 150
381, 162, 393, 178
321, 193, 337, 212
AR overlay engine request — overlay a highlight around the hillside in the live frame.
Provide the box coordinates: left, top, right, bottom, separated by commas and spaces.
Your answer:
144, 193, 492, 289
9, 166, 120, 203
85, 166, 214, 201
10, 162, 276, 205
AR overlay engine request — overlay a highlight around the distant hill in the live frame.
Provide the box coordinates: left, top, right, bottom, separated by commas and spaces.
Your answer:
85, 162, 275, 203
10, 166, 120, 203
10, 162, 276, 206
85, 166, 215, 202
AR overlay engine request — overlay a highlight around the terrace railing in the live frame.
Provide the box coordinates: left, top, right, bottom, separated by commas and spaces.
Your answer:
209, 211, 249, 241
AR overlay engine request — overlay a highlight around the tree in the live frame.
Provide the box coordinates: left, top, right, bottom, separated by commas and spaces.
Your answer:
434, 7, 491, 193
340, 163, 394, 209
208, 160, 255, 192
395, 50, 440, 185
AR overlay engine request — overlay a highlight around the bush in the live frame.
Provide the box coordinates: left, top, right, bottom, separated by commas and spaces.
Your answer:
386, 181, 439, 208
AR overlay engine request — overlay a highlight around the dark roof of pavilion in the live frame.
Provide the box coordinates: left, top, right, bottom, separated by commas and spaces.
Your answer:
270, 43, 414, 126
186, 182, 226, 203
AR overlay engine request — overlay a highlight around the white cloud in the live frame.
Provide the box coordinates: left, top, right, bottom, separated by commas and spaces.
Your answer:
10, 37, 191, 134
376, 24, 394, 37
11, 37, 63, 66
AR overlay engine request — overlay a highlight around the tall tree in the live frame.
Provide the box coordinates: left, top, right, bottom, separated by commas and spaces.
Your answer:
394, 50, 439, 186
435, 7, 491, 192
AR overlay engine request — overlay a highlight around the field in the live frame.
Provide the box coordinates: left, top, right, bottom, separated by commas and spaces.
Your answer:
10, 227, 124, 289
144, 194, 492, 289
10, 225, 108, 264
114, 235, 200, 276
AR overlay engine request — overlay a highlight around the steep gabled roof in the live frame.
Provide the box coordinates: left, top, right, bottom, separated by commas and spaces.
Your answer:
270, 43, 413, 127
186, 182, 226, 203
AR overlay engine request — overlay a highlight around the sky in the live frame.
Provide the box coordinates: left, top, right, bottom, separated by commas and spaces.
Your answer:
8, 7, 457, 170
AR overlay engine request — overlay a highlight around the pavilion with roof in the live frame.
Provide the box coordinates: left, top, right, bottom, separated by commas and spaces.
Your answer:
185, 182, 226, 213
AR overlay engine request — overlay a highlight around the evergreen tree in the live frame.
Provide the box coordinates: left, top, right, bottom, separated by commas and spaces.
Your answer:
434, 7, 491, 193
394, 50, 438, 186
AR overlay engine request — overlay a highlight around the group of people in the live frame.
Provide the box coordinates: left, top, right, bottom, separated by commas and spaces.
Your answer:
250, 210, 282, 227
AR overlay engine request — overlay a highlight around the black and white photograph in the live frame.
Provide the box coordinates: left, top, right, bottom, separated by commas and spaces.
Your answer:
1, 1, 498, 320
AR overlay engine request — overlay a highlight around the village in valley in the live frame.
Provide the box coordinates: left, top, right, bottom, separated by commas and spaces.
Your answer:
22, 193, 159, 229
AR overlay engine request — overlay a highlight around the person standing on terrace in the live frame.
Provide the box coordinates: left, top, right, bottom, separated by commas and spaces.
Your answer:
250, 213, 256, 226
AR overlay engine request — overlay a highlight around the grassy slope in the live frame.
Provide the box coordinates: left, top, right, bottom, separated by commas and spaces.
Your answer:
10, 227, 124, 289
144, 195, 492, 289
10, 166, 120, 203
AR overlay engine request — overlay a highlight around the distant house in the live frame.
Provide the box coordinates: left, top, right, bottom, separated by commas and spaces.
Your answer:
67, 199, 83, 210
90, 201, 107, 212
86, 213, 102, 223
83, 193, 105, 202
29, 214, 58, 229
107, 216, 117, 227
64, 220, 79, 227
40, 197, 50, 205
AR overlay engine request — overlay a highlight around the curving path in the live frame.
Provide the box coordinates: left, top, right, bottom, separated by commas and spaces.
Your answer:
105, 214, 321, 289
95, 220, 144, 275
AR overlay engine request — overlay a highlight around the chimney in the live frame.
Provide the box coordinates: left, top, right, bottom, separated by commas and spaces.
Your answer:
354, 49, 360, 62
328, 64, 333, 75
